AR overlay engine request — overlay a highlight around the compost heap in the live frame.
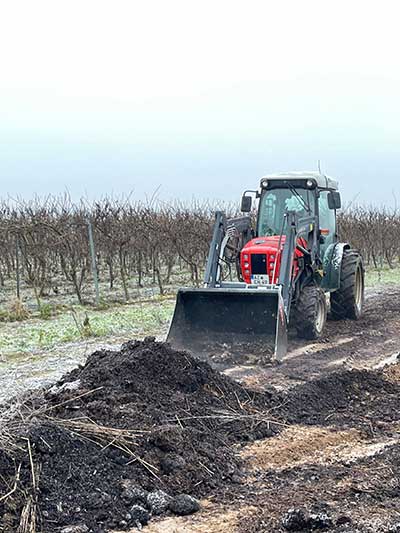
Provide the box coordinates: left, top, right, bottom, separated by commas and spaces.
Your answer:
0, 338, 278, 533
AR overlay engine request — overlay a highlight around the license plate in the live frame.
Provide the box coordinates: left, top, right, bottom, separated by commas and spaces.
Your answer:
251, 274, 270, 285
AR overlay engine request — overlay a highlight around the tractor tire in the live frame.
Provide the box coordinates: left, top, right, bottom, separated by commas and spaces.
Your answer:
295, 285, 327, 340
330, 249, 364, 320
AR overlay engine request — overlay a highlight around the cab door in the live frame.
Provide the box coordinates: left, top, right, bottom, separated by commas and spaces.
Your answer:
318, 190, 336, 260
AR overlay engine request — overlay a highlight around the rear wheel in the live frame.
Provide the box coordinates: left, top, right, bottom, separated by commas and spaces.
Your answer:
330, 249, 364, 320
295, 285, 327, 340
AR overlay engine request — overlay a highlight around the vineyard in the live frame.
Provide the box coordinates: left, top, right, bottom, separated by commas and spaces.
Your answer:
0, 195, 399, 310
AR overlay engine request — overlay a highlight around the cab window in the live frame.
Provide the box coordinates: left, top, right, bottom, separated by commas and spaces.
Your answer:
257, 188, 314, 236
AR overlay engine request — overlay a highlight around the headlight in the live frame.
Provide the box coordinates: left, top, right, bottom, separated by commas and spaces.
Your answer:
260, 178, 269, 188
306, 179, 314, 188
244, 262, 249, 268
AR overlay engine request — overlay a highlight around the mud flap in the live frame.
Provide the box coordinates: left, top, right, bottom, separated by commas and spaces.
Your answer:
167, 287, 288, 362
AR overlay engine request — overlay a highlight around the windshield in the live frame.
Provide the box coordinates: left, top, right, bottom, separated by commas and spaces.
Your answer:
257, 188, 315, 236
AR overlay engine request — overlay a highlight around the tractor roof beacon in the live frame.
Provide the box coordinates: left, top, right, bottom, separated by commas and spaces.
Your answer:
167, 171, 364, 362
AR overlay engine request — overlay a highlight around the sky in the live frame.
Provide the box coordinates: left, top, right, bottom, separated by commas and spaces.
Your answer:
0, 1, 399, 206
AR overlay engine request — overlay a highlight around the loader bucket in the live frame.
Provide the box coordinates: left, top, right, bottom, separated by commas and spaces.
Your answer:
167, 287, 288, 363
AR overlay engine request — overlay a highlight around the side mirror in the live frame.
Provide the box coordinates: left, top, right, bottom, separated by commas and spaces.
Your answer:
328, 191, 341, 210
241, 195, 252, 213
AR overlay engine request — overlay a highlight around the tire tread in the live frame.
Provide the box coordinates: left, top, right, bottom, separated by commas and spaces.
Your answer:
330, 249, 364, 320
295, 285, 327, 340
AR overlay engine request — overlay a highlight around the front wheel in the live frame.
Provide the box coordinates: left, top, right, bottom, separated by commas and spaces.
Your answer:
330, 249, 364, 320
295, 285, 327, 340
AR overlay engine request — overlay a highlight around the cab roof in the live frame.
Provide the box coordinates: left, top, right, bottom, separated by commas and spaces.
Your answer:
260, 171, 339, 191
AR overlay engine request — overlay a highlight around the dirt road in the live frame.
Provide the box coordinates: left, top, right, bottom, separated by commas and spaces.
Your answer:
220, 285, 400, 390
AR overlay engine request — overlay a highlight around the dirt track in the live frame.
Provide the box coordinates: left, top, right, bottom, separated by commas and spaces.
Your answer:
221, 285, 400, 390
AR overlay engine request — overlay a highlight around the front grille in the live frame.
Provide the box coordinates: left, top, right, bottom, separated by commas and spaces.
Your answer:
251, 253, 267, 274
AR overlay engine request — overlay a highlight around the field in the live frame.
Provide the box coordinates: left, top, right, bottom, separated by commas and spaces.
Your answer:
1, 198, 400, 532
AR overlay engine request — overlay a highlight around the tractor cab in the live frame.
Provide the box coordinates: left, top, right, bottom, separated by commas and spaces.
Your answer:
240, 172, 342, 287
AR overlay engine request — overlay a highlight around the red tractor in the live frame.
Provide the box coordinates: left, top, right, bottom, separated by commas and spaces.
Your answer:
168, 172, 364, 361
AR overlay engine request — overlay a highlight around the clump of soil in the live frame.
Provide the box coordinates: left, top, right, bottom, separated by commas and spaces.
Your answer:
281, 367, 400, 433
0, 338, 278, 532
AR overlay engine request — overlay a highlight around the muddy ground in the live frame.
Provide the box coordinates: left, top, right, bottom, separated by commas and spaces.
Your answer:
142, 364, 400, 533
220, 285, 400, 390
1, 286, 400, 532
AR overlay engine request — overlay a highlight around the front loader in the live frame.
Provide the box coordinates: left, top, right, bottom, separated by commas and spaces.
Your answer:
167, 172, 364, 362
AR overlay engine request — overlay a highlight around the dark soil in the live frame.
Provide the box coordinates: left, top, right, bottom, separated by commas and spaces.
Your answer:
60, 336, 276, 437
282, 367, 400, 434
0, 338, 279, 533
234, 365, 400, 532
2, 329, 400, 532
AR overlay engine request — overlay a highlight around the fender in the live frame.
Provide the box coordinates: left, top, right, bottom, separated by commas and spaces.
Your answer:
321, 242, 350, 291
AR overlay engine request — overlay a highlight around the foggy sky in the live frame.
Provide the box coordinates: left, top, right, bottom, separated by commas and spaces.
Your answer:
1, 1, 399, 207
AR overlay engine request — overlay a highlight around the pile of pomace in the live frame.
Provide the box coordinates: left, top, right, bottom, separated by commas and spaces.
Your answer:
0, 338, 278, 532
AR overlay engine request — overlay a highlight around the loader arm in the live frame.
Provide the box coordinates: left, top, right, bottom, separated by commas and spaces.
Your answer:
279, 211, 317, 321
204, 212, 252, 288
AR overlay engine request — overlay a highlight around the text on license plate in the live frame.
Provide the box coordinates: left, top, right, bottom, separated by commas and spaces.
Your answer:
251, 274, 270, 285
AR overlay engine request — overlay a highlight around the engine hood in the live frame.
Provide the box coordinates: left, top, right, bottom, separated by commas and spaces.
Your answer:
242, 235, 286, 254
